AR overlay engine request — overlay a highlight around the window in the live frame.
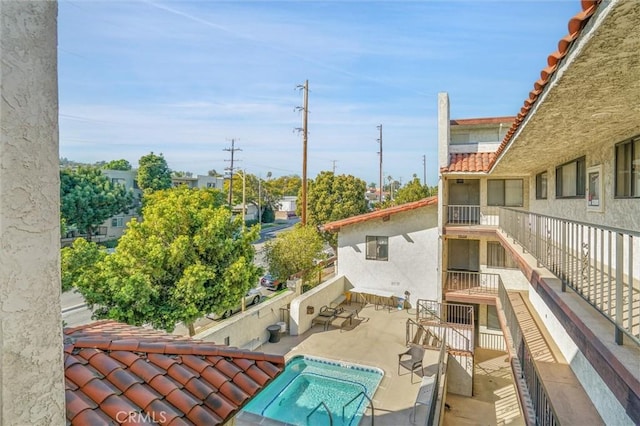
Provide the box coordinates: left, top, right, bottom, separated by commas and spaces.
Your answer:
487, 179, 523, 207
111, 177, 126, 186
111, 217, 124, 227
536, 172, 547, 200
366, 236, 388, 261
615, 137, 640, 197
555, 157, 585, 198
487, 241, 518, 268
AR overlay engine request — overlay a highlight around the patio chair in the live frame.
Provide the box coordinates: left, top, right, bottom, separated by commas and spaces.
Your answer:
398, 344, 425, 383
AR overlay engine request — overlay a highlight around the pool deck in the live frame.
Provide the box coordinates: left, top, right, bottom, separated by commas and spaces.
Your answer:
237, 301, 524, 426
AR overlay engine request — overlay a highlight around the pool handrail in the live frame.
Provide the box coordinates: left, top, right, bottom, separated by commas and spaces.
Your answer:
342, 391, 374, 426
306, 401, 333, 425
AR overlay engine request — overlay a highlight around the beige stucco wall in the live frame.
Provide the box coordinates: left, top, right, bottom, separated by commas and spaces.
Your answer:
0, 1, 65, 423
336, 206, 440, 305
289, 275, 349, 335
196, 290, 297, 348
527, 141, 640, 232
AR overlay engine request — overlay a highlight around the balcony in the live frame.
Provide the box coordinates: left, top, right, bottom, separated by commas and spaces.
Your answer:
445, 205, 501, 226
498, 207, 640, 346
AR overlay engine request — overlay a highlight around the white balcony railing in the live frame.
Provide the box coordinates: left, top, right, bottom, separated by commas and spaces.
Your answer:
499, 207, 640, 346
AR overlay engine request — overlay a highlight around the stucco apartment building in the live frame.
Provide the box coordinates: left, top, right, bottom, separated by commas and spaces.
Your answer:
436, 0, 640, 424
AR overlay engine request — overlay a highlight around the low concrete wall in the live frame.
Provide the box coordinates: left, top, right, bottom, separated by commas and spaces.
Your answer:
195, 290, 297, 349
446, 353, 473, 397
289, 275, 350, 336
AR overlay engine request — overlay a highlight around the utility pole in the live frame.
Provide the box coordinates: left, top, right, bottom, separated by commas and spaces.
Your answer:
296, 80, 309, 225
331, 160, 337, 174
377, 124, 383, 203
241, 169, 246, 226
258, 176, 262, 224
223, 139, 241, 208
422, 154, 427, 186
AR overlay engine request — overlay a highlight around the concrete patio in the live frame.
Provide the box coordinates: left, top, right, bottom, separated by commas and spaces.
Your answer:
240, 301, 524, 425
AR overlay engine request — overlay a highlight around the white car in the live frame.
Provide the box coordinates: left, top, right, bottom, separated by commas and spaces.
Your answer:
207, 287, 263, 320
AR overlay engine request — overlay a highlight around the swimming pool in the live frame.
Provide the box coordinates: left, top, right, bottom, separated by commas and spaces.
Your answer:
242, 355, 383, 425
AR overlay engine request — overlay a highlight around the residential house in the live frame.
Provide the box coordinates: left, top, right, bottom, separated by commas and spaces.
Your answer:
437, 0, 640, 423
275, 195, 297, 220
100, 169, 142, 241
172, 174, 224, 190
322, 197, 439, 307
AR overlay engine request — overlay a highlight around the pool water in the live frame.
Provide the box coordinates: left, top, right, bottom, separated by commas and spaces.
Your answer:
242, 356, 383, 425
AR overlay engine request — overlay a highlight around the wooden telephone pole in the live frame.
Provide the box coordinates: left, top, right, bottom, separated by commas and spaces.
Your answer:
297, 80, 309, 225
377, 124, 383, 203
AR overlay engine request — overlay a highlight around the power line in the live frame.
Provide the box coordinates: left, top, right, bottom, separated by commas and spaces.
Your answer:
223, 138, 241, 207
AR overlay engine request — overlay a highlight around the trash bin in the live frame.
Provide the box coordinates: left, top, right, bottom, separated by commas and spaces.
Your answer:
267, 324, 281, 343
276, 321, 287, 333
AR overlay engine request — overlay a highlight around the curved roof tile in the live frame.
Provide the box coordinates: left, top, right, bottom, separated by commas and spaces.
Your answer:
490, 0, 601, 169
64, 321, 285, 425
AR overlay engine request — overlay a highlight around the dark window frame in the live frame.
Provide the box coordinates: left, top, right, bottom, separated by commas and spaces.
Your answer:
615, 136, 640, 198
487, 179, 524, 207
555, 156, 586, 199
535, 171, 548, 200
365, 236, 388, 261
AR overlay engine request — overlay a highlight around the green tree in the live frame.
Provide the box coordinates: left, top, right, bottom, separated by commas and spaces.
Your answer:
388, 176, 431, 206
60, 166, 135, 240
301, 172, 368, 245
61, 238, 107, 292
74, 186, 261, 335
137, 152, 172, 193
264, 224, 324, 288
103, 159, 132, 171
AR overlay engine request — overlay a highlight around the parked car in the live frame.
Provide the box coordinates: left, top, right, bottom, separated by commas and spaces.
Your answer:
207, 287, 263, 320
260, 273, 284, 291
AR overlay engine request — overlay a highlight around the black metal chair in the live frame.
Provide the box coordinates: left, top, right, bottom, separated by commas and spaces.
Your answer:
398, 344, 425, 383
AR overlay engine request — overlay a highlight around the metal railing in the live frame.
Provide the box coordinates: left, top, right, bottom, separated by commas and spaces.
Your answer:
499, 207, 640, 345
446, 205, 481, 225
499, 279, 552, 426
445, 205, 501, 226
445, 270, 500, 294
518, 338, 559, 426
342, 391, 374, 426
412, 299, 474, 353
307, 401, 333, 425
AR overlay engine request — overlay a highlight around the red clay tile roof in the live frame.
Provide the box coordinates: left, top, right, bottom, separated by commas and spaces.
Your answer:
441, 152, 496, 173
490, 0, 601, 169
450, 116, 516, 126
64, 320, 285, 425
321, 196, 437, 232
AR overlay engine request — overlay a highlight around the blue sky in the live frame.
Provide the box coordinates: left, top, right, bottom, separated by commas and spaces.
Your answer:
59, 0, 580, 186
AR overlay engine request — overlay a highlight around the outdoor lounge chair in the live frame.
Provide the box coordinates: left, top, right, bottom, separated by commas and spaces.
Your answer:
398, 344, 425, 383
311, 305, 344, 330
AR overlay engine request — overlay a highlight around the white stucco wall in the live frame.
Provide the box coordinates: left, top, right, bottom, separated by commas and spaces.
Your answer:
337, 206, 439, 306
0, 1, 65, 423
528, 286, 633, 425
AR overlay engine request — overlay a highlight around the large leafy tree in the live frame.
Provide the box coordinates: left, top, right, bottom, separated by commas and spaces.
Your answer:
74, 186, 261, 335
302, 171, 368, 245
103, 159, 132, 171
264, 224, 324, 287
60, 166, 135, 240
137, 152, 172, 193
61, 238, 107, 292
